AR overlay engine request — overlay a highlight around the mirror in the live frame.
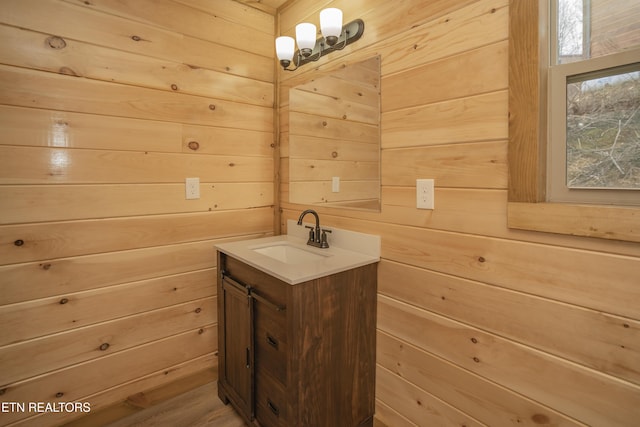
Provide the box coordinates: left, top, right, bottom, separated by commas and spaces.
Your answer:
288, 56, 381, 211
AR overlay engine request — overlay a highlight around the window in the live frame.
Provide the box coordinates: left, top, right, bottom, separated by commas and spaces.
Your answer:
548, 0, 640, 205
507, 0, 640, 243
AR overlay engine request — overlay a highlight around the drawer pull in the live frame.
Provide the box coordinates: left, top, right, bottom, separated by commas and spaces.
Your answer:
266, 334, 279, 349
267, 399, 280, 417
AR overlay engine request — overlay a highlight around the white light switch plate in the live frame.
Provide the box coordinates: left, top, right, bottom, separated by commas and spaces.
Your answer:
416, 179, 434, 209
332, 177, 340, 193
185, 177, 200, 199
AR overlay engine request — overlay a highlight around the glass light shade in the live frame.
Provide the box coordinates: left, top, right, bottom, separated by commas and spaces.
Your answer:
320, 8, 343, 38
275, 36, 295, 61
295, 23, 317, 51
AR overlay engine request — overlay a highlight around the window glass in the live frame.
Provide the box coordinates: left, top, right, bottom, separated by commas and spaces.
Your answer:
556, 0, 640, 65
566, 66, 640, 189
550, 0, 640, 205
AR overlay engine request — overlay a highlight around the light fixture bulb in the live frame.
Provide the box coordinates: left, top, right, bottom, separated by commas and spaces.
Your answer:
295, 23, 317, 57
275, 36, 295, 68
275, 36, 295, 61
320, 8, 343, 46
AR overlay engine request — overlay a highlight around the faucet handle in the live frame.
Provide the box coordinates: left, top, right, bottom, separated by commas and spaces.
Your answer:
305, 225, 315, 243
320, 228, 332, 248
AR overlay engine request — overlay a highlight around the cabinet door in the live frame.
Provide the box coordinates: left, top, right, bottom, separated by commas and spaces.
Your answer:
221, 276, 253, 419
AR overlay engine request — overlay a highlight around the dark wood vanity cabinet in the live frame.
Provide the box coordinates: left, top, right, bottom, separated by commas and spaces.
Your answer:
217, 252, 377, 427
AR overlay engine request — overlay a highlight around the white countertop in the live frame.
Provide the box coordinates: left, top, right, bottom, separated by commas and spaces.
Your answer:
215, 220, 380, 285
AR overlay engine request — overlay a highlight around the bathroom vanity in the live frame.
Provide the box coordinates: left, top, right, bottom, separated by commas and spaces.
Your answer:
215, 221, 379, 427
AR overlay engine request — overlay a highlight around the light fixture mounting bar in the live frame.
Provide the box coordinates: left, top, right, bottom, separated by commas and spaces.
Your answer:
295, 19, 365, 67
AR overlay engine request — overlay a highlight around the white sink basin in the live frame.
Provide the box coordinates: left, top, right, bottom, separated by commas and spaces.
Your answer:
216, 223, 380, 284
251, 242, 330, 264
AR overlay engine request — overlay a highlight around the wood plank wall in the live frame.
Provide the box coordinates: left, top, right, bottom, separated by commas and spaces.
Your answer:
277, 1, 640, 426
0, 0, 274, 425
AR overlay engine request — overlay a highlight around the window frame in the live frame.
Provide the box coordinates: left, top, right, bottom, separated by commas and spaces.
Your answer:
507, 0, 640, 243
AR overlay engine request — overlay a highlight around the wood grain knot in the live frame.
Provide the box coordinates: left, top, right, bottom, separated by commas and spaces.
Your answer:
59, 67, 79, 77
470, 337, 478, 344
198, 328, 204, 335
55, 392, 64, 398
14, 239, 24, 246
478, 256, 486, 263
322, 121, 328, 127
187, 141, 200, 151
0, 388, 6, 395
46, 36, 67, 49
131, 35, 142, 41
623, 323, 630, 328
195, 308, 202, 314
472, 357, 480, 363
59, 298, 69, 305
99, 343, 110, 351
331, 151, 338, 158
342, 115, 347, 119
40, 263, 52, 270
208, 104, 216, 111
171, 84, 178, 91
531, 414, 550, 424
228, 162, 235, 167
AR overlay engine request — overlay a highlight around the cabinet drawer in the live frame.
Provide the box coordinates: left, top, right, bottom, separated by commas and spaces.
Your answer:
222, 254, 287, 308
255, 369, 287, 427
254, 299, 287, 384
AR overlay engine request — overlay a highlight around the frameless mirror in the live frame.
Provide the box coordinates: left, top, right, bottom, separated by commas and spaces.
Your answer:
288, 56, 381, 211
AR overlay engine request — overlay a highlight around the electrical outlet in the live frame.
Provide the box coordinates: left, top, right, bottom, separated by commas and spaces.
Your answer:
185, 177, 200, 200
332, 177, 340, 193
416, 179, 434, 209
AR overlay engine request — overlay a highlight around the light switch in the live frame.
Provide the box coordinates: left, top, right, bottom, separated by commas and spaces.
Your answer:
332, 177, 340, 193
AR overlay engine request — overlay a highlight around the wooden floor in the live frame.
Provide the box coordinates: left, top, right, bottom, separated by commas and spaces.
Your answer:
67, 373, 388, 426
104, 382, 245, 427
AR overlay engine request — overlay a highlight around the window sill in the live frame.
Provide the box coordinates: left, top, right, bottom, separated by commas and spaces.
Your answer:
507, 202, 640, 243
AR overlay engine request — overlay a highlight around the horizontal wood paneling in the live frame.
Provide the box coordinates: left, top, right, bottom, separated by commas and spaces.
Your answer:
0, 182, 273, 224
0, 105, 273, 156
277, 2, 640, 422
0, 146, 270, 185
0, 237, 267, 306
379, 260, 640, 386
377, 331, 581, 427
0, 297, 216, 385
1, 326, 217, 425
0, 65, 272, 130
0, 268, 215, 345
0, 1, 275, 424
382, 140, 508, 189
376, 365, 483, 427
15, 356, 217, 426
0, 208, 273, 265
382, 91, 509, 149
0, 25, 273, 107
0, 0, 273, 81
378, 295, 640, 427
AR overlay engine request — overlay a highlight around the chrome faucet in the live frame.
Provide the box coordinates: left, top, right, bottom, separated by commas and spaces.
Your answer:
297, 209, 331, 248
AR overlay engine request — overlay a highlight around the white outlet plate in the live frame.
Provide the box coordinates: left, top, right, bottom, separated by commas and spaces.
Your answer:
416, 179, 434, 209
332, 177, 340, 193
185, 177, 200, 199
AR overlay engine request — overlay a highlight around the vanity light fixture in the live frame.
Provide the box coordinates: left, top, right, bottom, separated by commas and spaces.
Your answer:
275, 8, 365, 71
